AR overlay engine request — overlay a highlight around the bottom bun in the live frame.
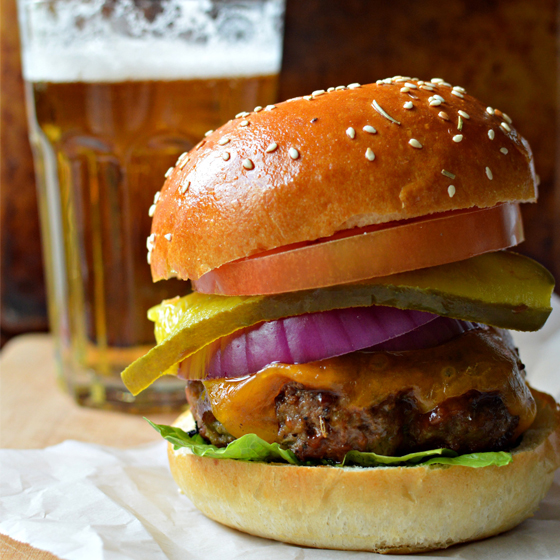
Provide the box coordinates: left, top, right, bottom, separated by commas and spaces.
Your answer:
168, 388, 560, 554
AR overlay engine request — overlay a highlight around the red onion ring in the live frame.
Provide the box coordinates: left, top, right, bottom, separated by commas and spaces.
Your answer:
180, 306, 455, 380
364, 316, 479, 352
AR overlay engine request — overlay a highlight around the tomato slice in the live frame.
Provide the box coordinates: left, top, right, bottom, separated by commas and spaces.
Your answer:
192, 203, 524, 296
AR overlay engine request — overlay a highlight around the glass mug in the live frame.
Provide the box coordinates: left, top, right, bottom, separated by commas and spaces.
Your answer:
17, 0, 285, 411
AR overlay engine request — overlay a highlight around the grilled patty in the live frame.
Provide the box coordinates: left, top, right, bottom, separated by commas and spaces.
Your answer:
185, 379, 519, 462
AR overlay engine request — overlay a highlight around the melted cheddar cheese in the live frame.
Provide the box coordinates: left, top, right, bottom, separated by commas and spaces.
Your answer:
203, 328, 536, 444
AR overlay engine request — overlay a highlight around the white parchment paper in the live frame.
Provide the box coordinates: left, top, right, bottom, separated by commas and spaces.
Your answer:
2, 297, 559, 560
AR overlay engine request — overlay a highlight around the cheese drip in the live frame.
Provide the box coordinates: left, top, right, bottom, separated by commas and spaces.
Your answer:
203, 328, 536, 444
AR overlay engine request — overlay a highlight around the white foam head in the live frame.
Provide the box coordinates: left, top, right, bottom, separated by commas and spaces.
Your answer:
19, 0, 284, 82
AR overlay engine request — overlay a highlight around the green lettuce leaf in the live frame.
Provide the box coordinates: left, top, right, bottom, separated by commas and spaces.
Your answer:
423, 451, 512, 468
147, 420, 513, 468
147, 420, 300, 464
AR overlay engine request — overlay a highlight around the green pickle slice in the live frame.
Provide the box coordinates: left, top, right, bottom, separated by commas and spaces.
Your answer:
122, 251, 554, 395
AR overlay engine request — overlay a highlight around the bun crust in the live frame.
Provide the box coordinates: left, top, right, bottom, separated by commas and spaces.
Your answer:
150, 79, 537, 281
169, 388, 560, 554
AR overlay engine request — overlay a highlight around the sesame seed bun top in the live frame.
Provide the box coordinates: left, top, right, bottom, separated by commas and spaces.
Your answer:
148, 78, 538, 282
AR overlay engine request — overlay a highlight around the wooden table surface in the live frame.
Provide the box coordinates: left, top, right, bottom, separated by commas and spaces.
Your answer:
0, 334, 179, 560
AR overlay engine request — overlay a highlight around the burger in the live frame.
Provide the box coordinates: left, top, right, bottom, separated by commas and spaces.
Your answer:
122, 77, 560, 554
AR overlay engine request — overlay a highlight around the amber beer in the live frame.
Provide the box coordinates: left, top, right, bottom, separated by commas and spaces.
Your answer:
26, 74, 279, 410
19, 0, 285, 410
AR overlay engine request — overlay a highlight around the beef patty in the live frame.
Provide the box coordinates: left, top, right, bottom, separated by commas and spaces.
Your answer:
185, 379, 519, 463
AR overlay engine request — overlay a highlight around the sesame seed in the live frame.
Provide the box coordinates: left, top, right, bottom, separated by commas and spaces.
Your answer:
222, 152, 230, 161
365, 148, 375, 161
458, 110, 470, 119
164, 167, 174, 178
404, 82, 418, 89
438, 111, 450, 120
458, 116, 463, 131
452, 134, 463, 143
453, 86, 466, 93
346, 127, 356, 139
153, 191, 161, 204
265, 105, 276, 111
148, 204, 156, 217
254, 106, 263, 112
240, 120, 250, 127
502, 113, 512, 124
404, 101, 414, 109
448, 185, 456, 197
383, 78, 393, 84
442, 169, 456, 179
164, 233, 172, 241
146, 233, 155, 248
311, 117, 318, 123
486, 167, 493, 180
363, 125, 377, 134
400, 87, 411, 93
180, 180, 190, 194
303, 95, 312, 101
312, 90, 326, 97
433, 94, 445, 102
243, 158, 254, 170
327, 87, 335, 92
372, 100, 401, 125
429, 99, 442, 106
431, 78, 445, 83
218, 137, 230, 146
420, 85, 435, 91
500, 121, 512, 132
147, 252, 151, 264
441, 82, 452, 87
347, 83, 361, 89
204, 130, 214, 137
486, 107, 494, 115
409, 139, 422, 149
488, 129, 495, 140
335, 86, 346, 90
266, 142, 278, 153
235, 112, 245, 118
176, 153, 189, 169
500, 147, 509, 155
451, 90, 464, 98
289, 147, 300, 160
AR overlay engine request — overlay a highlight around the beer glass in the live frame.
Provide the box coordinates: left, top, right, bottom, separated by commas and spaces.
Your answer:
17, 0, 285, 411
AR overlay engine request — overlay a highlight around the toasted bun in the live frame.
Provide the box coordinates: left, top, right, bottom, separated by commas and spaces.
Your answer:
169, 388, 559, 554
150, 79, 537, 281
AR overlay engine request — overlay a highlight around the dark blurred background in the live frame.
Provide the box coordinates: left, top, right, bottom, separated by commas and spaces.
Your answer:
2, 0, 558, 347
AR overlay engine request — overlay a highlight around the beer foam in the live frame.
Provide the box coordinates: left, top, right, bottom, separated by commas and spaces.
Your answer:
22, 41, 282, 82
19, 0, 284, 82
